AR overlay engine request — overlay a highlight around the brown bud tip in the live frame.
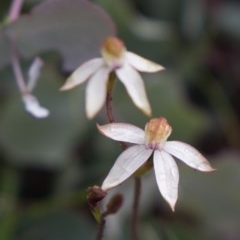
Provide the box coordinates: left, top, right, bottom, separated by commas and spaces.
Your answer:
106, 193, 124, 215
87, 185, 107, 209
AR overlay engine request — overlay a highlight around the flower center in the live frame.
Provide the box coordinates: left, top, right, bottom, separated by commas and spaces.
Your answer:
101, 36, 126, 69
144, 117, 172, 150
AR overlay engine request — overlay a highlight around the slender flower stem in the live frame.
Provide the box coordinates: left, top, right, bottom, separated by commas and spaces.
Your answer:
105, 73, 127, 150
96, 215, 106, 240
131, 177, 141, 240
106, 91, 114, 123
105, 73, 141, 240
106, 73, 116, 123
10, 40, 28, 94
8, 0, 24, 22
8, 0, 28, 95
95, 74, 116, 240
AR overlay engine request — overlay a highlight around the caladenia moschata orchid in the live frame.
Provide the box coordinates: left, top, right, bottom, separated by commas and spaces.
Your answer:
59, 35, 215, 239
12, 53, 49, 119
21, 57, 49, 118
97, 117, 215, 211
60, 36, 164, 119
7, 1, 49, 119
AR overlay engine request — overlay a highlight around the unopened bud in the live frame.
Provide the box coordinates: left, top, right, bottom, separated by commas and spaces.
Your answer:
106, 193, 123, 215
87, 185, 107, 209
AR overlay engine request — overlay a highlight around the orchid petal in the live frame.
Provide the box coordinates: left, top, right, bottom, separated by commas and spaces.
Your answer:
97, 123, 145, 144
126, 51, 165, 72
153, 151, 179, 211
86, 66, 110, 119
116, 64, 151, 116
163, 141, 214, 172
102, 145, 152, 191
22, 94, 49, 118
27, 57, 44, 91
60, 58, 104, 90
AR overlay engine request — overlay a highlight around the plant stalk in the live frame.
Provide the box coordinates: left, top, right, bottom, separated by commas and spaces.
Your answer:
131, 177, 141, 240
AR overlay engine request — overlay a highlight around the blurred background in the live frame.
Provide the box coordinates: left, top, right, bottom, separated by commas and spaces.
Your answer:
0, 0, 240, 239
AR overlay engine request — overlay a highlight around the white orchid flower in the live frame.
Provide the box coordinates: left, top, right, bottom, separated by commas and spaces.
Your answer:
60, 36, 164, 119
97, 117, 214, 211
22, 94, 49, 118
21, 57, 49, 118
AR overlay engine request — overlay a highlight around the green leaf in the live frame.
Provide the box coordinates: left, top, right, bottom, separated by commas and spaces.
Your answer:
179, 151, 240, 222
15, 211, 95, 240
0, 29, 10, 68
0, 60, 89, 168
1, 0, 115, 70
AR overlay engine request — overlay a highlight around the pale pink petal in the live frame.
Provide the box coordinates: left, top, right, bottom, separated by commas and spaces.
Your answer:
27, 57, 44, 91
163, 141, 215, 172
126, 51, 165, 72
102, 145, 153, 191
60, 58, 104, 91
22, 94, 49, 118
86, 67, 111, 119
97, 123, 145, 144
116, 64, 151, 116
153, 151, 179, 211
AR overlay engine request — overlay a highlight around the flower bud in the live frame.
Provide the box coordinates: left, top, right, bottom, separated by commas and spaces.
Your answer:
106, 194, 123, 215
87, 185, 107, 209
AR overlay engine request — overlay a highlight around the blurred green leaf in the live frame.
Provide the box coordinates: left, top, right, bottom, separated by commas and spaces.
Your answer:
15, 211, 95, 240
0, 60, 89, 168
1, 0, 115, 70
179, 152, 240, 221
0, 167, 18, 240
0, 30, 10, 68
178, 151, 240, 238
